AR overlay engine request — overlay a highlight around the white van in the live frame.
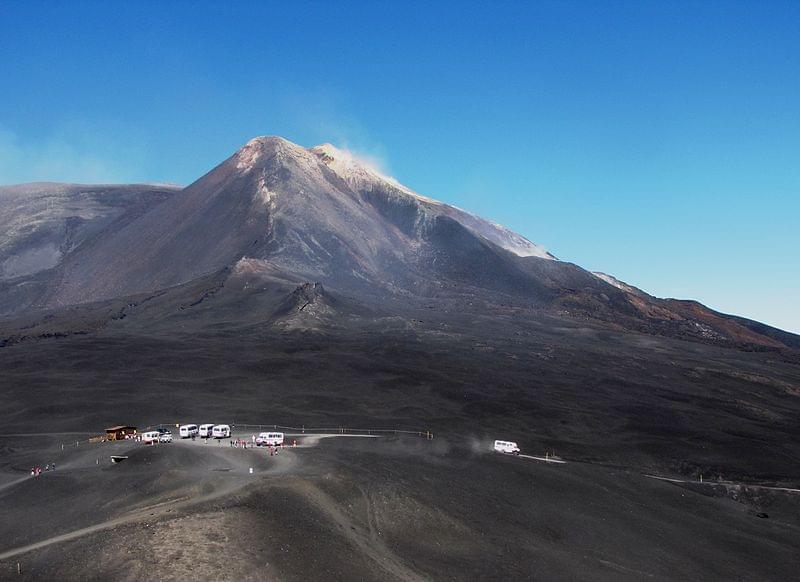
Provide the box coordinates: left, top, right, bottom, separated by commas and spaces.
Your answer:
493, 440, 520, 455
256, 432, 284, 446
211, 424, 231, 439
179, 424, 199, 438
199, 424, 215, 438
142, 431, 160, 444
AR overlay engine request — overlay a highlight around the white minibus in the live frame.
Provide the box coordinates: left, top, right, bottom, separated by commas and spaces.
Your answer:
493, 440, 520, 455
179, 424, 199, 438
256, 432, 284, 446
212, 424, 231, 439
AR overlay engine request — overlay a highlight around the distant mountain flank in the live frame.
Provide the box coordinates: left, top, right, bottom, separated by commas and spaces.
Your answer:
0, 136, 796, 350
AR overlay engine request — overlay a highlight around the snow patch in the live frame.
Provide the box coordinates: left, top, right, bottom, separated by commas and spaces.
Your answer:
478, 220, 554, 259
311, 143, 441, 205
593, 272, 640, 295
256, 171, 276, 205
236, 139, 265, 169
309, 141, 555, 260
594, 272, 623, 288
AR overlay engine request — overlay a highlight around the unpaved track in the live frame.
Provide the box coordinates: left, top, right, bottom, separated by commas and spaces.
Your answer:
0, 432, 96, 437
518, 453, 567, 464
0, 454, 273, 561
273, 477, 427, 582
645, 474, 800, 493
285, 433, 379, 447
0, 434, 351, 562
0, 476, 29, 494
0, 478, 245, 561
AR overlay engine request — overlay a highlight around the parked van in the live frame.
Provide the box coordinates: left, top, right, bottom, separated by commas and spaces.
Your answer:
142, 431, 160, 444
256, 432, 284, 446
493, 440, 520, 455
199, 424, 215, 438
211, 424, 231, 439
179, 424, 199, 438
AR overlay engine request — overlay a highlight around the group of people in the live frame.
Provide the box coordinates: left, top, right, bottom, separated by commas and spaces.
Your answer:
30, 463, 55, 477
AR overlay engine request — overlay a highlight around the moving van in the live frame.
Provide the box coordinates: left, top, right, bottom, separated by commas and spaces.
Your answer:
493, 440, 520, 454
256, 432, 284, 446
142, 431, 160, 444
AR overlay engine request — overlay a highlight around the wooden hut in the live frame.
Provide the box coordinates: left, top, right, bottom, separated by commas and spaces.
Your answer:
105, 425, 137, 440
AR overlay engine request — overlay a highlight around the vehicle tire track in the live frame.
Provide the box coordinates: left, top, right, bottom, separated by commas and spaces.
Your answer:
274, 478, 427, 582
0, 446, 295, 562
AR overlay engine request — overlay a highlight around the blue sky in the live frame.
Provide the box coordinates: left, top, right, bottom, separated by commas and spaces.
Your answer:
1, 1, 798, 332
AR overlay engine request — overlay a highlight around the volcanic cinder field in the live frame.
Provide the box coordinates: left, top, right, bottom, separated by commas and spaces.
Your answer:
1, 137, 799, 580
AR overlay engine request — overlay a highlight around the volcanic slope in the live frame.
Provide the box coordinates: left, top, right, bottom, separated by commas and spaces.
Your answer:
0, 182, 178, 313
0, 137, 794, 350
1, 261, 799, 482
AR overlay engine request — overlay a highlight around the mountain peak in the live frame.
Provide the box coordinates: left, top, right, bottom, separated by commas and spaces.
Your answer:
2, 135, 797, 350
235, 135, 306, 171
244, 135, 293, 148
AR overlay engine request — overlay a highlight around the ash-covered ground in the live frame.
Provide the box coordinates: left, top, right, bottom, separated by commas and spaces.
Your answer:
1, 275, 799, 580
1, 433, 799, 581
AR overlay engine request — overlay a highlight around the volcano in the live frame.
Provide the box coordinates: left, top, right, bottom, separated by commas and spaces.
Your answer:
1, 134, 798, 472
1, 136, 800, 580
0, 135, 799, 470
0, 136, 795, 350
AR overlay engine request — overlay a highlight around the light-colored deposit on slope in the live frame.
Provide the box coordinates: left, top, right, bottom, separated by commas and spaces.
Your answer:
310, 142, 554, 260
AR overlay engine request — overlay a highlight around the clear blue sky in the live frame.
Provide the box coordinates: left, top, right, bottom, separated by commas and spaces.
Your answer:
1, 1, 798, 332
